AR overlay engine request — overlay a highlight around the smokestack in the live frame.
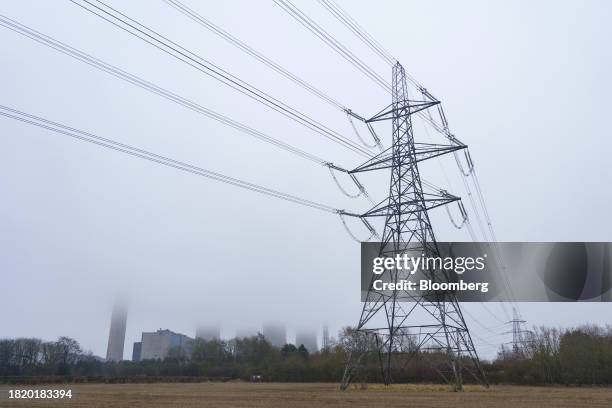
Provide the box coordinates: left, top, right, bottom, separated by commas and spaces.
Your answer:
106, 301, 127, 362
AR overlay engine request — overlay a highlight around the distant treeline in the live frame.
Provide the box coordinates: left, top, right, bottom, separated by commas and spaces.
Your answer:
489, 324, 612, 385
2, 325, 612, 385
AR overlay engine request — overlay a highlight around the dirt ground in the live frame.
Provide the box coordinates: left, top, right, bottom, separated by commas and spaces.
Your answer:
1, 382, 612, 408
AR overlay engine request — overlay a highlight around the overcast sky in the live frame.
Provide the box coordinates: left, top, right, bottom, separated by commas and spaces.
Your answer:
1, 0, 611, 360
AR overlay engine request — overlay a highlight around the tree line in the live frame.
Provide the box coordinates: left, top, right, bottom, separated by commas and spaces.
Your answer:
2, 324, 612, 385
489, 324, 612, 385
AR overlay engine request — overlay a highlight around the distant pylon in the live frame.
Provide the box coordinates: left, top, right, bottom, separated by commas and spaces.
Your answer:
505, 307, 528, 356
340, 62, 488, 390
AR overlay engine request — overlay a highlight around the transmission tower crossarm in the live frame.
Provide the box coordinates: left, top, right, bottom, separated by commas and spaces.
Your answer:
334, 209, 362, 218
366, 100, 440, 123
323, 161, 350, 173
343, 108, 367, 122
349, 143, 466, 174
360, 192, 461, 218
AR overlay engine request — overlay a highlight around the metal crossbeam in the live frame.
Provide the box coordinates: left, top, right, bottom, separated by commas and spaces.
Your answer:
349, 143, 466, 174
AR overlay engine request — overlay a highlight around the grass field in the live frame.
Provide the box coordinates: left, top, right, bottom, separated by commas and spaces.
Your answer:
1, 382, 612, 408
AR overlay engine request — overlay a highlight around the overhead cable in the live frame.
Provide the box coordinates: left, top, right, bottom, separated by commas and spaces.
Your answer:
163, 0, 346, 111
317, 0, 395, 65
0, 14, 331, 165
273, 0, 390, 93
0, 105, 345, 213
70, 0, 373, 157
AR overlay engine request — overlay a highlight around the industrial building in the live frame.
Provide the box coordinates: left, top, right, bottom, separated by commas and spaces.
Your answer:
139, 329, 193, 360
132, 342, 142, 362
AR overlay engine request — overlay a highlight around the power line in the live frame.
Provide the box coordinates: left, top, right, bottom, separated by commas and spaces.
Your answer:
273, 0, 463, 146
0, 14, 330, 166
479, 302, 508, 325
316, 0, 434, 92
470, 333, 501, 349
272, 0, 390, 93
163, 0, 382, 150
0, 13, 385, 208
317, 0, 395, 65
0, 104, 345, 214
69, 0, 373, 158
163, 0, 346, 111
0, 12, 387, 208
0, 13, 383, 212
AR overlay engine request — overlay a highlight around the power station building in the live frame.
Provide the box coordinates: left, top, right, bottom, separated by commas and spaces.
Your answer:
132, 341, 142, 362
139, 329, 193, 360
105, 302, 127, 362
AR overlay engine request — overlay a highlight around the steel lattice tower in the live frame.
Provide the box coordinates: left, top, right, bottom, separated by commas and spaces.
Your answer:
340, 62, 488, 390
505, 307, 528, 356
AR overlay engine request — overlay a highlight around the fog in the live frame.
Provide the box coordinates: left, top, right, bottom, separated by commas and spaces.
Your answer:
1, 0, 611, 360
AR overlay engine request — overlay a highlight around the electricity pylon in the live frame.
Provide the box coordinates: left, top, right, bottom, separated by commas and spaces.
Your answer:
340, 62, 488, 390
505, 307, 529, 356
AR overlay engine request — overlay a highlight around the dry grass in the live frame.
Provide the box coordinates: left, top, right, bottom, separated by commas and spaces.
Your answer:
1, 382, 612, 408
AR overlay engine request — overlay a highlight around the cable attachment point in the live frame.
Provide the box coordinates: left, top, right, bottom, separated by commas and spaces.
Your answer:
344, 109, 383, 151
465, 150, 474, 169
349, 174, 366, 195
445, 200, 468, 230
366, 123, 384, 151
360, 217, 380, 240
455, 149, 475, 176
336, 210, 379, 242
458, 201, 468, 220
327, 163, 363, 198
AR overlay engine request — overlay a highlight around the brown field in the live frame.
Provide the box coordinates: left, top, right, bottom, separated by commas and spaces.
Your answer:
1, 382, 612, 408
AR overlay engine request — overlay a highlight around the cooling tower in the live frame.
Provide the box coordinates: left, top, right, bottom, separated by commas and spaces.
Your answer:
105, 301, 127, 362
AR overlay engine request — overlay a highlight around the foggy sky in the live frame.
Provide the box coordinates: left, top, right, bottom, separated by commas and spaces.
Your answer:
1, 0, 611, 360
